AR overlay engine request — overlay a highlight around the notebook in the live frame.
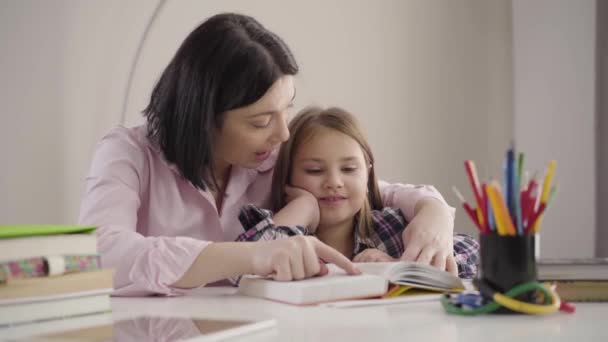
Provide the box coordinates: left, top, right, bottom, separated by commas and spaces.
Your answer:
548, 280, 608, 302
0, 269, 113, 301
0, 225, 96, 239
0, 291, 112, 327
238, 262, 464, 305
0, 225, 97, 263
537, 258, 608, 281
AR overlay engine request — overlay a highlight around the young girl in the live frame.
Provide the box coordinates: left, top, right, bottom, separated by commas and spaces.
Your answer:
237, 107, 479, 279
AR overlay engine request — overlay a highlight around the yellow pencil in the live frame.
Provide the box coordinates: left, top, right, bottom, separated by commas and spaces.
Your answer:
533, 161, 556, 233
487, 183, 517, 236
486, 184, 506, 235
541, 161, 556, 204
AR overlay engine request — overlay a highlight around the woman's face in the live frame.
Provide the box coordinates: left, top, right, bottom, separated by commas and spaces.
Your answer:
214, 75, 295, 171
290, 127, 369, 230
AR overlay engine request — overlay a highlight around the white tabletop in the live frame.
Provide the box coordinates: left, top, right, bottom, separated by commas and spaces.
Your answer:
2, 287, 607, 341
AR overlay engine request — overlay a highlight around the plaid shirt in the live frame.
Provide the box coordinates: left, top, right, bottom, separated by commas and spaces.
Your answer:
236, 204, 479, 279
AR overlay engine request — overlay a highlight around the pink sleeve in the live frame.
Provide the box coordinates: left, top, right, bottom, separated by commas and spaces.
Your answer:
378, 180, 456, 222
78, 129, 210, 296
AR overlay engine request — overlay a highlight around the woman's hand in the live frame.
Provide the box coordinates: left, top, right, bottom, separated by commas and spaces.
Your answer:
250, 236, 361, 281
353, 248, 397, 263
400, 198, 458, 276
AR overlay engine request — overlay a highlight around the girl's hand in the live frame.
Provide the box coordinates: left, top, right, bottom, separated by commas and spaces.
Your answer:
353, 248, 397, 263
284, 186, 320, 231
400, 198, 458, 276
250, 236, 361, 281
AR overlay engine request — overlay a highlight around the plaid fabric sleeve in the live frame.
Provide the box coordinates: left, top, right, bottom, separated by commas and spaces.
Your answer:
453, 233, 480, 279
235, 204, 308, 242
367, 208, 408, 259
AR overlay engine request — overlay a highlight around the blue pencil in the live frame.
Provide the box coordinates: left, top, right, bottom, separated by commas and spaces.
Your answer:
487, 195, 496, 232
514, 152, 524, 235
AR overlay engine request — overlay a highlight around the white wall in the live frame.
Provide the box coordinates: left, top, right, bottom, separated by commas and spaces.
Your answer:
123, 0, 514, 237
513, 0, 596, 258
598, 1, 608, 257
1, 0, 159, 224
1, 1, 69, 224
2, 1, 512, 241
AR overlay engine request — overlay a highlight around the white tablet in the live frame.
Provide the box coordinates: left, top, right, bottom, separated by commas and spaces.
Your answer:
23, 316, 277, 341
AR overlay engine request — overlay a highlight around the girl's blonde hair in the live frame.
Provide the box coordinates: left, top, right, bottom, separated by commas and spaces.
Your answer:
270, 106, 383, 241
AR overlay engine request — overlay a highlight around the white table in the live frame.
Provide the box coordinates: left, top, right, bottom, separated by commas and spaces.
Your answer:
2, 287, 607, 341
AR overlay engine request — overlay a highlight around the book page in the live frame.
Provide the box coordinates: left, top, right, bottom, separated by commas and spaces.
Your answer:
355, 262, 464, 291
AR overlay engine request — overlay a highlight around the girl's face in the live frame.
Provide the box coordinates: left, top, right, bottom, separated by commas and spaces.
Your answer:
291, 127, 369, 230
214, 75, 294, 171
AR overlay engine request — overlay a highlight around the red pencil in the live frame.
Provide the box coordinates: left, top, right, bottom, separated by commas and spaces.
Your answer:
463, 203, 482, 231
523, 178, 539, 225
464, 161, 488, 232
452, 186, 482, 231
525, 202, 546, 234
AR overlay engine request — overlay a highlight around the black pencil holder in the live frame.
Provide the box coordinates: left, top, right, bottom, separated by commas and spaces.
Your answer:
478, 234, 537, 314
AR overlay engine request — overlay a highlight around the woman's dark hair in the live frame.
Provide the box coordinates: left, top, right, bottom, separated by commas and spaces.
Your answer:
143, 13, 298, 191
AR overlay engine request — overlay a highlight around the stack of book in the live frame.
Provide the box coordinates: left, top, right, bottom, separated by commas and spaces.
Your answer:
538, 258, 608, 302
0, 225, 113, 327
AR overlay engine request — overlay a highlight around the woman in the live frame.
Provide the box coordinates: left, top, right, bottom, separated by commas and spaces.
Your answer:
79, 13, 456, 296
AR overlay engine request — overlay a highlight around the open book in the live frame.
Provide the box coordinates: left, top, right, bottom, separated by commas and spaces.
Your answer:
238, 262, 464, 305
356, 262, 465, 292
